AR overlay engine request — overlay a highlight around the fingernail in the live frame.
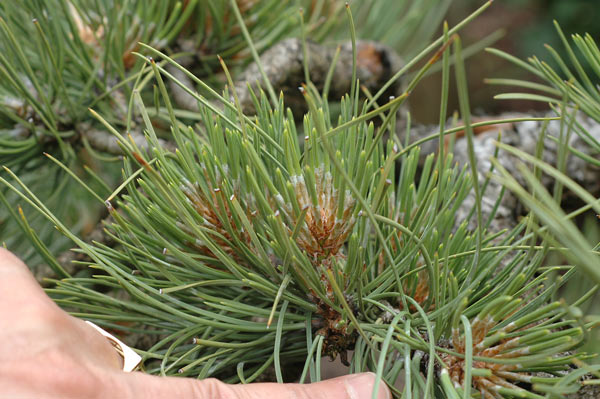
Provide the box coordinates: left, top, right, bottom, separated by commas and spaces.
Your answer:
344, 372, 391, 399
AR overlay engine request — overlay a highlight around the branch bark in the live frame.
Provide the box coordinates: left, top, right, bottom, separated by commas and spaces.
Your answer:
401, 112, 600, 233
78, 123, 176, 155
233, 38, 403, 115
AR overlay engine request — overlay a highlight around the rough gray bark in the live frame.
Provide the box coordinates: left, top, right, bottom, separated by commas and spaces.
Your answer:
403, 112, 600, 232
459, 112, 600, 230
233, 38, 403, 115
567, 383, 600, 399
166, 64, 199, 112
78, 122, 176, 155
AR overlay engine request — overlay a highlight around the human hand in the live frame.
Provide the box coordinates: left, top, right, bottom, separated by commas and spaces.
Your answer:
0, 248, 391, 399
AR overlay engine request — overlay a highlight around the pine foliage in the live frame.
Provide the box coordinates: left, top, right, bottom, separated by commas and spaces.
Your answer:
1, 1, 600, 398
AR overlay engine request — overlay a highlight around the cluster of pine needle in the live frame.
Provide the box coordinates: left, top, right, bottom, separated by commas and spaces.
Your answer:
2, 1, 600, 398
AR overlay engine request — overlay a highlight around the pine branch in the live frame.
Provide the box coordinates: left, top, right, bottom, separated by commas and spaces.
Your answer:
233, 38, 404, 115
2, 3, 598, 397
168, 37, 404, 116
399, 111, 600, 233
78, 123, 176, 155
51, 213, 115, 282
166, 65, 199, 112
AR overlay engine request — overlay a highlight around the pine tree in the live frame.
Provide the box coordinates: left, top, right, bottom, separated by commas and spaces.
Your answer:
1, 1, 600, 398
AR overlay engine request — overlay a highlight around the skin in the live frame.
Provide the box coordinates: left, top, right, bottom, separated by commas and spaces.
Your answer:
0, 248, 390, 399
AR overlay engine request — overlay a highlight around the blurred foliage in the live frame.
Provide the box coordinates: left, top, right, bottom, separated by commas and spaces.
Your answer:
411, 0, 600, 123
504, 0, 600, 58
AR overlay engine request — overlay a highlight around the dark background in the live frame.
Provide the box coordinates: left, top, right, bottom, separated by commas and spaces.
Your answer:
411, 0, 600, 123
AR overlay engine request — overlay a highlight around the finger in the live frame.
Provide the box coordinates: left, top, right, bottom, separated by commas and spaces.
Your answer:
0, 248, 58, 312
0, 249, 121, 370
120, 371, 391, 399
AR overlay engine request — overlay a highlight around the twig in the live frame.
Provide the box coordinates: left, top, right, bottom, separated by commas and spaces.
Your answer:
166, 64, 199, 112
78, 123, 176, 155
400, 112, 600, 232
234, 38, 404, 115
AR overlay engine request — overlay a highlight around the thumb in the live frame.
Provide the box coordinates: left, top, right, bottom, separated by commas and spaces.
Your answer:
119, 371, 391, 399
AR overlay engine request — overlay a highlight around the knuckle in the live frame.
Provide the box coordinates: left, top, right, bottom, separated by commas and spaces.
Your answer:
193, 377, 236, 398
125, 374, 241, 398
288, 384, 328, 399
